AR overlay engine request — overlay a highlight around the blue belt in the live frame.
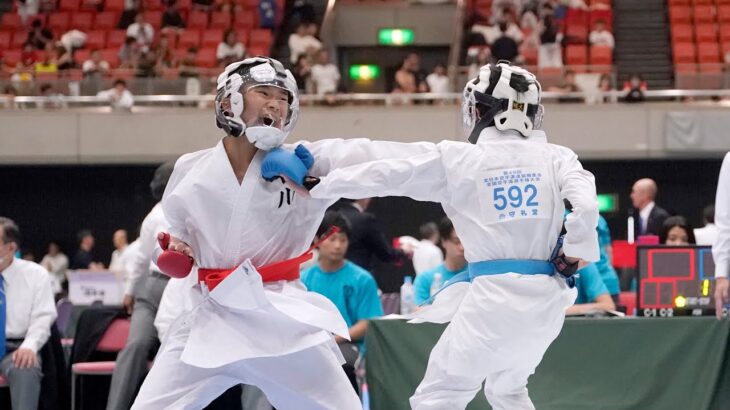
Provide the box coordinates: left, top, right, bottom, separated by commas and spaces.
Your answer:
421, 259, 556, 306
468, 259, 555, 279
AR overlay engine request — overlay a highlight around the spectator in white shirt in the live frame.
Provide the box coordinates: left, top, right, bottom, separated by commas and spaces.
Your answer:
412, 222, 444, 275
97, 79, 134, 110
589, 20, 614, 49
426, 63, 450, 94
127, 13, 155, 50
310, 49, 340, 95
82, 49, 111, 79
695, 205, 718, 246
109, 229, 129, 274
288, 22, 321, 64
216, 30, 246, 67
16, 0, 39, 25
40, 241, 68, 295
0, 217, 57, 410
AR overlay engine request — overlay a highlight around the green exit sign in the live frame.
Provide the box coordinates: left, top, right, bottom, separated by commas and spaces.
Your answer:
349, 65, 380, 81
597, 193, 618, 213
378, 28, 414, 46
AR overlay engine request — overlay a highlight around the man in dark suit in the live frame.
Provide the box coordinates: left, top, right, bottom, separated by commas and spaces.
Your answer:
334, 198, 409, 273
631, 178, 670, 236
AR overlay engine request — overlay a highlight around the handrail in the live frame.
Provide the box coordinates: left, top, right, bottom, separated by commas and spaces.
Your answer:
3, 89, 730, 107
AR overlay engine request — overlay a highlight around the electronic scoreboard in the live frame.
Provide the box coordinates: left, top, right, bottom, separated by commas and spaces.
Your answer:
637, 245, 729, 317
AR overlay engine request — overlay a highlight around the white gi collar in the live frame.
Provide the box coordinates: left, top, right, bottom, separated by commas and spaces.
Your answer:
475, 127, 548, 145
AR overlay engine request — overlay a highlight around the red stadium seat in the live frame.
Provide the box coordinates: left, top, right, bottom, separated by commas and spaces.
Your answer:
0, 31, 11, 49
698, 41, 721, 62
234, 11, 255, 31
143, 11, 163, 29
669, 6, 692, 24
1, 13, 23, 30
718, 5, 730, 23
565, 44, 588, 66
693, 5, 716, 23
239, 0, 259, 11
565, 8, 588, 26
721, 24, 730, 41
159, 33, 178, 49
143, 0, 163, 10
11, 32, 26, 49
693, 0, 714, 4
668, 0, 690, 5
187, 11, 209, 30
589, 45, 612, 65
671, 24, 693, 42
589, 9, 613, 31
101, 48, 120, 67
695, 23, 718, 42
672, 42, 696, 63
236, 30, 248, 46
75, 48, 91, 64
210, 11, 232, 29
178, 29, 201, 48
48, 12, 71, 32
195, 47, 217, 68
59, 0, 81, 11
202, 29, 224, 47
85, 31, 107, 49
106, 30, 127, 48
247, 44, 269, 57
520, 45, 538, 65
105, 0, 125, 11
249, 29, 272, 48
565, 24, 588, 43
71, 12, 94, 31
177, 0, 192, 10
94, 11, 119, 30
723, 40, 730, 56
4, 50, 22, 66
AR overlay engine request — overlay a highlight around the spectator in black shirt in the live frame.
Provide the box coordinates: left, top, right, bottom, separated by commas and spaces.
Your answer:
26, 19, 53, 51
490, 22, 519, 63
70, 230, 101, 270
161, 0, 185, 33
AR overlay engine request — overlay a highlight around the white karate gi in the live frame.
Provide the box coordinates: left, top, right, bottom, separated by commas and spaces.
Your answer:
310, 127, 599, 410
133, 138, 430, 410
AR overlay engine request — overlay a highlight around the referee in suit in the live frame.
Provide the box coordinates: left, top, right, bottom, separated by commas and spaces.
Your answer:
631, 178, 670, 236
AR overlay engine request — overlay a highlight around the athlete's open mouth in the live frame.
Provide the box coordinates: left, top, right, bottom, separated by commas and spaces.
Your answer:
261, 113, 277, 127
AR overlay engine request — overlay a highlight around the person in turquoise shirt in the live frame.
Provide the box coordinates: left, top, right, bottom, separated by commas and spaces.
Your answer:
301, 210, 384, 393
414, 217, 468, 305
566, 262, 616, 315
595, 215, 621, 302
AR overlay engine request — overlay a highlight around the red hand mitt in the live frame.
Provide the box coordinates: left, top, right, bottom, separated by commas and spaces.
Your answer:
157, 232, 193, 278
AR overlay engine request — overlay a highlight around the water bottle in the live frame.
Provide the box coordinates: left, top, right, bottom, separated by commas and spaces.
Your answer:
400, 276, 415, 315
430, 272, 443, 297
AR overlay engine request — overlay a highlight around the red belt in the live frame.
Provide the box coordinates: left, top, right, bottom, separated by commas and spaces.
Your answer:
197, 227, 339, 291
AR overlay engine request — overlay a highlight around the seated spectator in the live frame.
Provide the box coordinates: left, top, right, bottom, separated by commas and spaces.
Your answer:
10, 62, 34, 91
500, 13, 524, 43
96, 79, 134, 110
622, 73, 647, 103
82, 49, 111, 78
412, 222, 443, 275
40, 241, 68, 296
288, 22, 321, 64
310, 49, 340, 95
37, 83, 66, 109
16, 0, 40, 25
127, 13, 154, 50
467, 47, 491, 80
119, 36, 141, 69
538, 14, 562, 68
565, 263, 616, 316
0, 217, 58, 410
154, 36, 175, 69
301, 211, 384, 393
413, 217, 467, 305
135, 50, 158, 77
55, 44, 75, 71
292, 54, 312, 92
491, 22, 520, 63
177, 47, 200, 77
26, 19, 53, 51
694, 205, 717, 246
21, 43, 38, 66
109, 229, 129, 273
216, 30, 246, 67
550, 69, 581, 92
1, 85, 19, 109
34, 51, 58, 75
161, 0, 185, 32
589, 19, 614, 49
393, 53, 428, 93
597, 73, 613, 102
660, 216, 696, 246
426, 63, 449, 94
117, 0, 139, 29
59, 30, 87, 53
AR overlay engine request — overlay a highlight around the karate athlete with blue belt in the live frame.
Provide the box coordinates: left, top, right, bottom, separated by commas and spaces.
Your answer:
267, 61, 600, 410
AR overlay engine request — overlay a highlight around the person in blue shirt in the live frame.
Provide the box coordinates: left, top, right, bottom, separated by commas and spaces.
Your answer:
413, 217, 468, 305
565, 263, 616, 315
301, 210, 384, 393
595, 215, 621, 303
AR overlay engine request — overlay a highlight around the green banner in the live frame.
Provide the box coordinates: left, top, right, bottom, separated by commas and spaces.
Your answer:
366, 317, 730, 410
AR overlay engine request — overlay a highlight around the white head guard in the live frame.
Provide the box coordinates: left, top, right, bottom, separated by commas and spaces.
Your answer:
461, 61, 543, 143
214, 56, 300, 150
